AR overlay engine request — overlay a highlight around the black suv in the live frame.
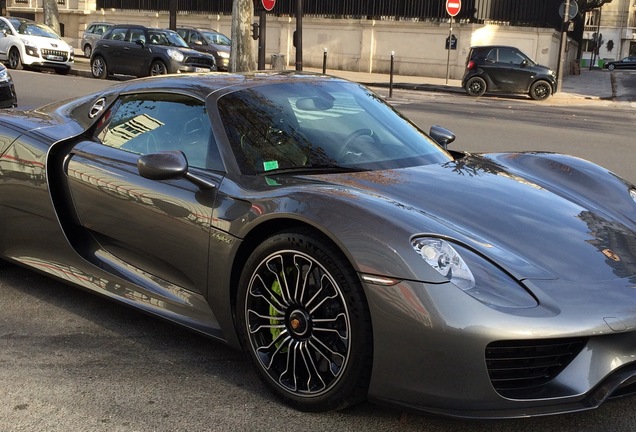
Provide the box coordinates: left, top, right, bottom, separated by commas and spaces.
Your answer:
90, 24, 217, 79
462, 45, 556, 101
177, 27, 231, 71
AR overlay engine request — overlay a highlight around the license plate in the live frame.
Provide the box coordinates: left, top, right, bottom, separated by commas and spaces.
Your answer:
194, 67, 209, 73
46, 55, 64, 61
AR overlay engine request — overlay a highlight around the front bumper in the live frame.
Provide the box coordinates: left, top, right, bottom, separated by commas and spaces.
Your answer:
363, 277, 636, 418
22, 47, 74, 72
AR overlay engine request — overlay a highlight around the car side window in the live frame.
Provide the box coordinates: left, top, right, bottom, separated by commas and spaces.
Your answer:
109, 28, 127, 41
486, 49, 497, 63
129, 29, 145, 44
498, 48, 524, 64
86, 24, 96, 34
96, 93, 220, 170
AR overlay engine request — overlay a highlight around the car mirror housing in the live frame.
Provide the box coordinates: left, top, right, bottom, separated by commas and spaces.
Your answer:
135, 39, 146, 47
429, 125, 456, 150
138, 151, 188, 180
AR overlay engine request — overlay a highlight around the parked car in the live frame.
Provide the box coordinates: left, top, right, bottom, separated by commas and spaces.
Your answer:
3, 72, 636, 418
0, 16, 74, 75
80, 21, 114, 58
462, 45, 556, 100
90, 24, 216, 79
0, 61, 16, 107
176, 26, 230, 71
604, 56, 636, 71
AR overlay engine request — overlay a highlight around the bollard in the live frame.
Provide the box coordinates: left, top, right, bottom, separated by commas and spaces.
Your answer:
322, 48, 327, 74
389, 51, 395, 98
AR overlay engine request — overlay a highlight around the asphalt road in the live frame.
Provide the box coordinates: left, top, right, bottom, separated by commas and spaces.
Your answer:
2, 70, 636, 432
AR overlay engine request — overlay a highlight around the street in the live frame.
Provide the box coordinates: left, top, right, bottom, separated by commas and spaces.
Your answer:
1, 69, 636, 432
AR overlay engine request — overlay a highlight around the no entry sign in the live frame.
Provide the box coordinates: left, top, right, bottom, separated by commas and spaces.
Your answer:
446, 0, 461, 17
262, 0, 275, 11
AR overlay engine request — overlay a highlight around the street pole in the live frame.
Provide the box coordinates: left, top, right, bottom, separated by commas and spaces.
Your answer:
258, 8, 266, 70
556, 0, 570, 93
295, 0, 303, 71
445, 17, 453, 85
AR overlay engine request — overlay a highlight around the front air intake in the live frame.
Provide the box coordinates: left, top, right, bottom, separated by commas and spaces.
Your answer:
486, 337, 588, 399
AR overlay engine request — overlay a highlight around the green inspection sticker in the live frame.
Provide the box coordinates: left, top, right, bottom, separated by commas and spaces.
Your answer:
263, 160, 279, 171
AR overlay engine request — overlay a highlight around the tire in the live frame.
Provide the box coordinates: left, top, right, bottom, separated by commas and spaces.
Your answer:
91, 56, 108, 79
607, 64, 615, 71
529, 80, 552, 101
7, 47, 23, 70
465, 76, 486, 97
149, 60, 168, 76
83, 44, 92, 58
237, 229, 373, 412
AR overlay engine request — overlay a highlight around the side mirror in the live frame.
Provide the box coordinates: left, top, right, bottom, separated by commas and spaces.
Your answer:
135, 39, 146, 47
429, 125, 456, 150
521, 59, 528, 67
138, 151, 216, 189
138, 151, 188, 180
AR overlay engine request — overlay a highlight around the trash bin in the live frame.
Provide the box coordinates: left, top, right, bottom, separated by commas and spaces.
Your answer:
271, 54, 286, 71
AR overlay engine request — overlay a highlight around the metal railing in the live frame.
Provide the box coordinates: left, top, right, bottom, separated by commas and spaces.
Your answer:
95, 0, 563, 29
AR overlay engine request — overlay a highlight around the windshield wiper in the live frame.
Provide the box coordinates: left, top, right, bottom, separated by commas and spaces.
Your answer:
261, 164, 370, 175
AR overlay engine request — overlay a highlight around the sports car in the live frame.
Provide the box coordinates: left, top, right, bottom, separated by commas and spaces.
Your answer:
1, 72, 636, 419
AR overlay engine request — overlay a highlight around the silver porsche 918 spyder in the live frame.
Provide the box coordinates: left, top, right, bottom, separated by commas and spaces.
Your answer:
1, 72, 636, 418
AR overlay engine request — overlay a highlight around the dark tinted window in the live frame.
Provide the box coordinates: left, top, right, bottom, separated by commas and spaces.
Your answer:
97, 93, 219, 170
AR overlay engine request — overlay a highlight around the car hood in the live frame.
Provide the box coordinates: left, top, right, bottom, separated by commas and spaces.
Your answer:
317, 153, 636, 283
24, 35, 71, 51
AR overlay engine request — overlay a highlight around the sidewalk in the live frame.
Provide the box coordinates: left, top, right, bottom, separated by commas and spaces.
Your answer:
71, 54, 614, 102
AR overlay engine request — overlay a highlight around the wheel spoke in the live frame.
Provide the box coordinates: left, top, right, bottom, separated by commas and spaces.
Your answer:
313, 312, 349, 340
309, 335, 346, 377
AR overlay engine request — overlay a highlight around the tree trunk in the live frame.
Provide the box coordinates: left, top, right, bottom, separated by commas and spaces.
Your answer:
42, 0, 61, 35
230, 0, 255, 72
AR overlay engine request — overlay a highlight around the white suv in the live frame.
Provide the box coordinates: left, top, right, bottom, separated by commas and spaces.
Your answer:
0, 16, 74, 75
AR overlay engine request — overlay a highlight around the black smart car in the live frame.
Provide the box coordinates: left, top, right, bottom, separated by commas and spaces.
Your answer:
461, 45, 556, 101
90, 24, 217, 79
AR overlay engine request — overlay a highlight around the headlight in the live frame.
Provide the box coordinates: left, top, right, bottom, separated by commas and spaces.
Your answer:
167, 49, 185, 62
21, 39, 35, 48
218, 51, 230, 59
411, 237, 537, 308
0, 68, 9, 83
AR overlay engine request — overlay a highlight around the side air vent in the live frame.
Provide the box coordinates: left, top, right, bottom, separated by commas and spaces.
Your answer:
486, 337, 588, 399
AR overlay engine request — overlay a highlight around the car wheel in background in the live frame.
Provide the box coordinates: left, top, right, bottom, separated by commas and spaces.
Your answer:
91, 56, 108, 79
529, 80, 552, 101
607, 64, 615, 71
83, 45, 92, 58
465, 76, 487, 97
149, 60, 168, 76
237, 229, 373, 412
7, 47, 22, 70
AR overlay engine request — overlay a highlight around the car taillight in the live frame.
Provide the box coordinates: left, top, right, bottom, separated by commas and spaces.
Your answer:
467, 60, 475, 70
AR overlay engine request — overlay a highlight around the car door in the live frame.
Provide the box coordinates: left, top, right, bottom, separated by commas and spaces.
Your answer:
486, 47, 534, 92
64, 92, 223, 296
122, 28, 150, 76
99, 27, 129, 75
0, 20, 13, 59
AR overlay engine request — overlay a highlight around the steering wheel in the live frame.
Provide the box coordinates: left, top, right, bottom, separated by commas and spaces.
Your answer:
339, 128, 380, 160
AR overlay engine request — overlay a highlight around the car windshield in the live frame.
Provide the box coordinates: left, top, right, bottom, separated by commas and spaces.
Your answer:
148, 30, 189, 47
202, 31, 231, 46
10, 19, 60, 40
217, 80, 452, 175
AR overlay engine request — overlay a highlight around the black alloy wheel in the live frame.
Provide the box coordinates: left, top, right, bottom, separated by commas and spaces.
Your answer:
237, 229, 373, 412
465, 76, 487, 97
529, 80, 552, 101
7, 47, 22, 70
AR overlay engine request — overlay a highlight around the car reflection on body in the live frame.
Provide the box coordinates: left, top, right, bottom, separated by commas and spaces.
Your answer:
1, 72, 636, 418
0, 61, 17, 107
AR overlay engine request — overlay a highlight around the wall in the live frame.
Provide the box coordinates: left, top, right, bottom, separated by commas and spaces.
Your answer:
12, 8, 574, 78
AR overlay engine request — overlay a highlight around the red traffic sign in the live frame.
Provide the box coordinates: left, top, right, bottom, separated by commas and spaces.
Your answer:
446, 0, 461, 17
262, 0, 276, 11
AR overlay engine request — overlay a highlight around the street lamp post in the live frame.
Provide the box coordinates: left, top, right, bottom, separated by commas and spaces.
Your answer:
295, 0, 303, 71
556, 0, 570, 93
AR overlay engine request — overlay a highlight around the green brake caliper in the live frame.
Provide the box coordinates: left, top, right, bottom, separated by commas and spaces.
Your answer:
269, 278, 283, 347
